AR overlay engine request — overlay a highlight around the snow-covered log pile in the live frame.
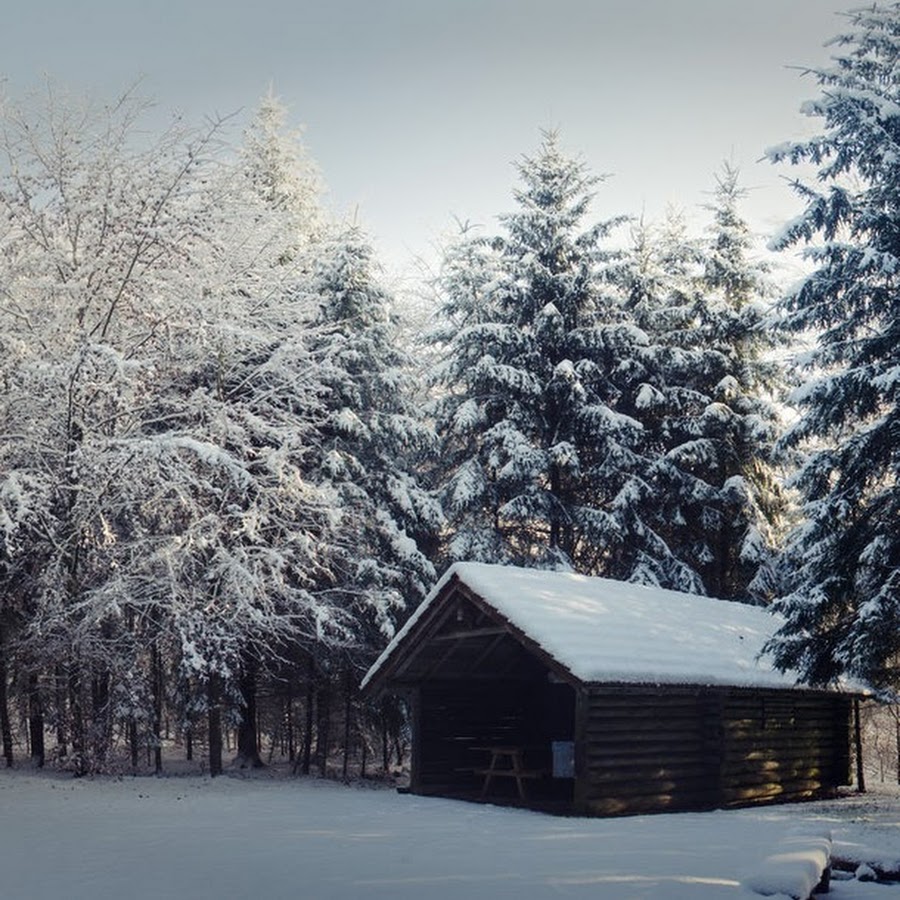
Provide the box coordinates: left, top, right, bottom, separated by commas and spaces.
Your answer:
742, 829, 832, 899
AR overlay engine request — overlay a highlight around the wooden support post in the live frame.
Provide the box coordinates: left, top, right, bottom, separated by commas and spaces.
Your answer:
854, 698, 865, 794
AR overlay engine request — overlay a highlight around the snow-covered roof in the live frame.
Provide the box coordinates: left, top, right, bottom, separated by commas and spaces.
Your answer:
362, 562, 830, 691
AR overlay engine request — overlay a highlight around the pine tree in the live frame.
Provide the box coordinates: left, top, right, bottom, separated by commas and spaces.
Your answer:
765, 5, 900, 689
430, 132, 697, 585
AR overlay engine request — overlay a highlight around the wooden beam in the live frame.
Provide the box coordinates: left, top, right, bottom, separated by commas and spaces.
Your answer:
469, 633, 510, 674
432, 626, 508, 642
389, 601, 460, 681
418, 636, 466, 681
854, 697, 865, 793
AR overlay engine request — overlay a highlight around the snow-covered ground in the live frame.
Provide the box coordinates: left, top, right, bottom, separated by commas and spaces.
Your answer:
1, 768, 898, 899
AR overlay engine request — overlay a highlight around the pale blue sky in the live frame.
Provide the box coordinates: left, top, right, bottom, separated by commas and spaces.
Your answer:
1, 1, 852, 275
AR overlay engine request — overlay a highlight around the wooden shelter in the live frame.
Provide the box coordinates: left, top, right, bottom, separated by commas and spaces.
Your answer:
361, 563, 855, 816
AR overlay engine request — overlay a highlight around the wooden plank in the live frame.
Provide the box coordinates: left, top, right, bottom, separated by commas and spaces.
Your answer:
590, 776, 718, 795
584, 745, 708, 764
431, 626, 509, 642
585, 768, 712, 789
473, 768, 545, 778
585, 725, 705, 742
726, 735, 837, 750
721, 780, 824, 805
573, 688, 589, 812
469, 633, 511, 675
583, 783, 719, 815
585, 699, 704, 712
586, 709, 704, 726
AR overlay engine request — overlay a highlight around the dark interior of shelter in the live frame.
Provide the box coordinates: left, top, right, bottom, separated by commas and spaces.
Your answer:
402, 590, 578, 807
416, 677, 576, 807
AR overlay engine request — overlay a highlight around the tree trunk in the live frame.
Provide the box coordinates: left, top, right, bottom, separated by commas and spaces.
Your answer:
128, 718, 139, 771
548, 463, 563, 556
381, 705, 390, 773
315, 683, 331, 776
299, 659, 315, 775
0, 640, 13, 768
91, 667, 111, 768
285, 695, 295, 762
69, 670, 87, 776
28, 674, 45, 768
151, 643, 163, 774
235, 654, 264, 768
54, 667, 67, 758
341, 671, 353, 782
207, 674, 223, 777
894, 708, 900, 786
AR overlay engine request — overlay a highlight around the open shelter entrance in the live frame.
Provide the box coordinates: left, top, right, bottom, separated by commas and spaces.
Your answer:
384, 583, 577, 807
416, 677, 576, 806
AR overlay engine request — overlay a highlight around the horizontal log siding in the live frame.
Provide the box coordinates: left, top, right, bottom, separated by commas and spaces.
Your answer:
719, 689, 852, 807
577, 686, 721, 816
576, 685, 852, 816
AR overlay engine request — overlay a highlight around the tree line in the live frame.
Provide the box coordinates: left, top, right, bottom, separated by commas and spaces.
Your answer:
1, 3, 899, 775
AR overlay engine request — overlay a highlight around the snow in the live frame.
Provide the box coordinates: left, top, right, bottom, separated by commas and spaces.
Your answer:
635, 382, 664, 408
364, 562, 832, 691
741, 830, 832, 898
0, 769, 897, 900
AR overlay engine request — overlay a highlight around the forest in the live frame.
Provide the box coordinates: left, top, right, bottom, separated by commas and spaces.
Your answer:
0, 4, 898, 780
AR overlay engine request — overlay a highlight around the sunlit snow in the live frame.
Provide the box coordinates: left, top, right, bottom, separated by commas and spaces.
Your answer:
364, 562, 838, 691
0, 769, 897, 900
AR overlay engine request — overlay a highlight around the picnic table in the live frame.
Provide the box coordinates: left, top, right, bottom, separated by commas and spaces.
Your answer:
470, 745, 546, 800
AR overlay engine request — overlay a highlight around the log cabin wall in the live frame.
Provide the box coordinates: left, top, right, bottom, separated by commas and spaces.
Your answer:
719, 688, 852, 807
575, 685, 721, 816
575, 685, 853, 816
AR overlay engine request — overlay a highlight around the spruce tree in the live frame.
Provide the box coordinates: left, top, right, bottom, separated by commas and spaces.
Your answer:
620, 213, 714, 594
206, 92, 330, 768
430, 132, 696, 585
766, 5, 900, 689
692, 165, 786, 602
308, 224, 440, 654
634, 173, 785, 603
239, 88, 323, 242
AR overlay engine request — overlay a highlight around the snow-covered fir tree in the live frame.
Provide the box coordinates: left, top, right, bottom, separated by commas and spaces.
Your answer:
239, 88, 323, 244
430, 132, 698, 585
691, 166, 786, 601
619, 212, 712, 594
306, 223, 441, 660
622, 172, 786, 603
765, 4, 900, 690
211, 91, 334, 768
